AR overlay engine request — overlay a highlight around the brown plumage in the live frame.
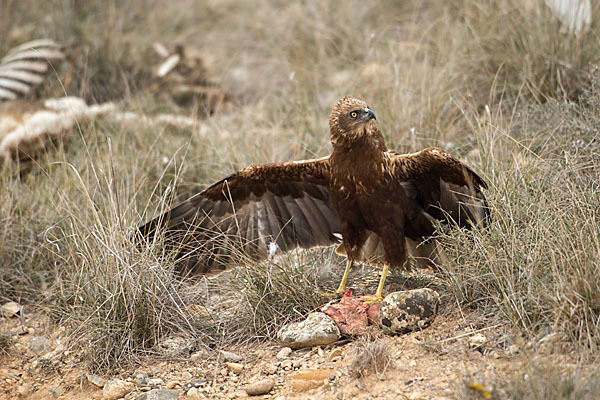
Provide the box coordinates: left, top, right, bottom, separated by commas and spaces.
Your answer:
139, 96, 489, 296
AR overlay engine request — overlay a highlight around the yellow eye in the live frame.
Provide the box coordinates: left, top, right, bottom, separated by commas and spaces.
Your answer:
350, 111, 358, 118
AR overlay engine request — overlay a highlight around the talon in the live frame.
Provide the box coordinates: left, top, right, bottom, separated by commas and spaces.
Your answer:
361, 294, 384, 305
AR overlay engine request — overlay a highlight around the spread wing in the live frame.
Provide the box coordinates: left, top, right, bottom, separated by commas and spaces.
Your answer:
386, 147, 489, 229
138, 157, 341, 276
336, 147, 489, 266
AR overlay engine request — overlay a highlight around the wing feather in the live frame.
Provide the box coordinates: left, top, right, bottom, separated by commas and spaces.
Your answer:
282, 196, 317, 247
139, 158, 339, 276
387, 148, 490, 229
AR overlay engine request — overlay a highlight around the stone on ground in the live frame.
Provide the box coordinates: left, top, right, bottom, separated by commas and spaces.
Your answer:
291, 368, 335, 392
86, 373, 105, 388
103, 378, 135, 400
378, 288, 440, 334
219, 350, 243, 362
0, 301, 21, 318
245, 378, 275, 396
276, 346, 292, 359
277, 312, 340, 349
29, 336, 52, 355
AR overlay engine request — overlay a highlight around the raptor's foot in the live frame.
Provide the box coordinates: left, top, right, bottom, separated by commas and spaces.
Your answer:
361, 294, 384, 305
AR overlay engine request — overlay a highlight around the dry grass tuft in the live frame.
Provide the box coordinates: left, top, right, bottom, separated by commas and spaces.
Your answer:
0, 333, 12, 355
349, 335, 393, 378
440, 70, 600, 355
446, 0, 600, 103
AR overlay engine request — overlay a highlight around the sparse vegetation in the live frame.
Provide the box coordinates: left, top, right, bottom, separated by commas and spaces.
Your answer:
1, 1, 599, 395
456, 359, 600, 399
349, 335, 393, 378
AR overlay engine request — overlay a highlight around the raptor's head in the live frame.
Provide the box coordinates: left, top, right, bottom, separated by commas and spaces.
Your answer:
329, 96, 378, 145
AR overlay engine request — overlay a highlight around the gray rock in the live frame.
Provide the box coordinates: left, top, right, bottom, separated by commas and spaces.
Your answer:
245, 378, 275, 396
86, 373, 106, 388
103, 378, 135, 400
135, 389, 180, 400
264, 363, 278, 375
148, 378, 165, 387
182, 380, 207, 391
135, 372, 149, 386
277, 312, 340, 349
29, 336, 52, 354
219, 350, 243, 362
469, 333, 487, 349
378, 288, 440, 334
16, 385, 33, 397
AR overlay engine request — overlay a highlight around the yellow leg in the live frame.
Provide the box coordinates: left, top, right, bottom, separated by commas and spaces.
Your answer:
374, 264, 389, 300
361, 264, 389, 305
336, 259, 353, 295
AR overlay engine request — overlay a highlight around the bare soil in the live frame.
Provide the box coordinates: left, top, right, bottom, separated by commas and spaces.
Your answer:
1, 303, 546, 400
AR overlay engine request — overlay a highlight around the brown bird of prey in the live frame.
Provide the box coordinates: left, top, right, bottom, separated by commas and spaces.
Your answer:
139, 96, 489, 300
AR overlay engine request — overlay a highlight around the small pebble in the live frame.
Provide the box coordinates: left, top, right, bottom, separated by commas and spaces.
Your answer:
226, 362, 244, 374
165, 380, 180, 389
148, 378, 165, 387
245, 379, 274, 396
29, 336, 52, 355
183, 380, 206, 391
264, 364, 278, 375
0, 302, 21, 318
276, 347, 292, 360
136, 389, 180, 400
329, 348, 343, 360
468, 334, 487, 349
220, 350, 243, 362
135, 372, 149, 386
86, 373, 106, 388
48, 387, 64, 397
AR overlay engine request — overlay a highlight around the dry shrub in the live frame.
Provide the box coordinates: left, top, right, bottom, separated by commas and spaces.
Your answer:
0, 333, 12, 355
349, 335, 393, 378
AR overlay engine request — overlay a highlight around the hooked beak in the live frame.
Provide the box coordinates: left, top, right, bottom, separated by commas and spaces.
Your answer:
362, 108, 376, 121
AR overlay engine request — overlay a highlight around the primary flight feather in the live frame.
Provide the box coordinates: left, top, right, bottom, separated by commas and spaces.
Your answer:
139, 96, 489, 297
